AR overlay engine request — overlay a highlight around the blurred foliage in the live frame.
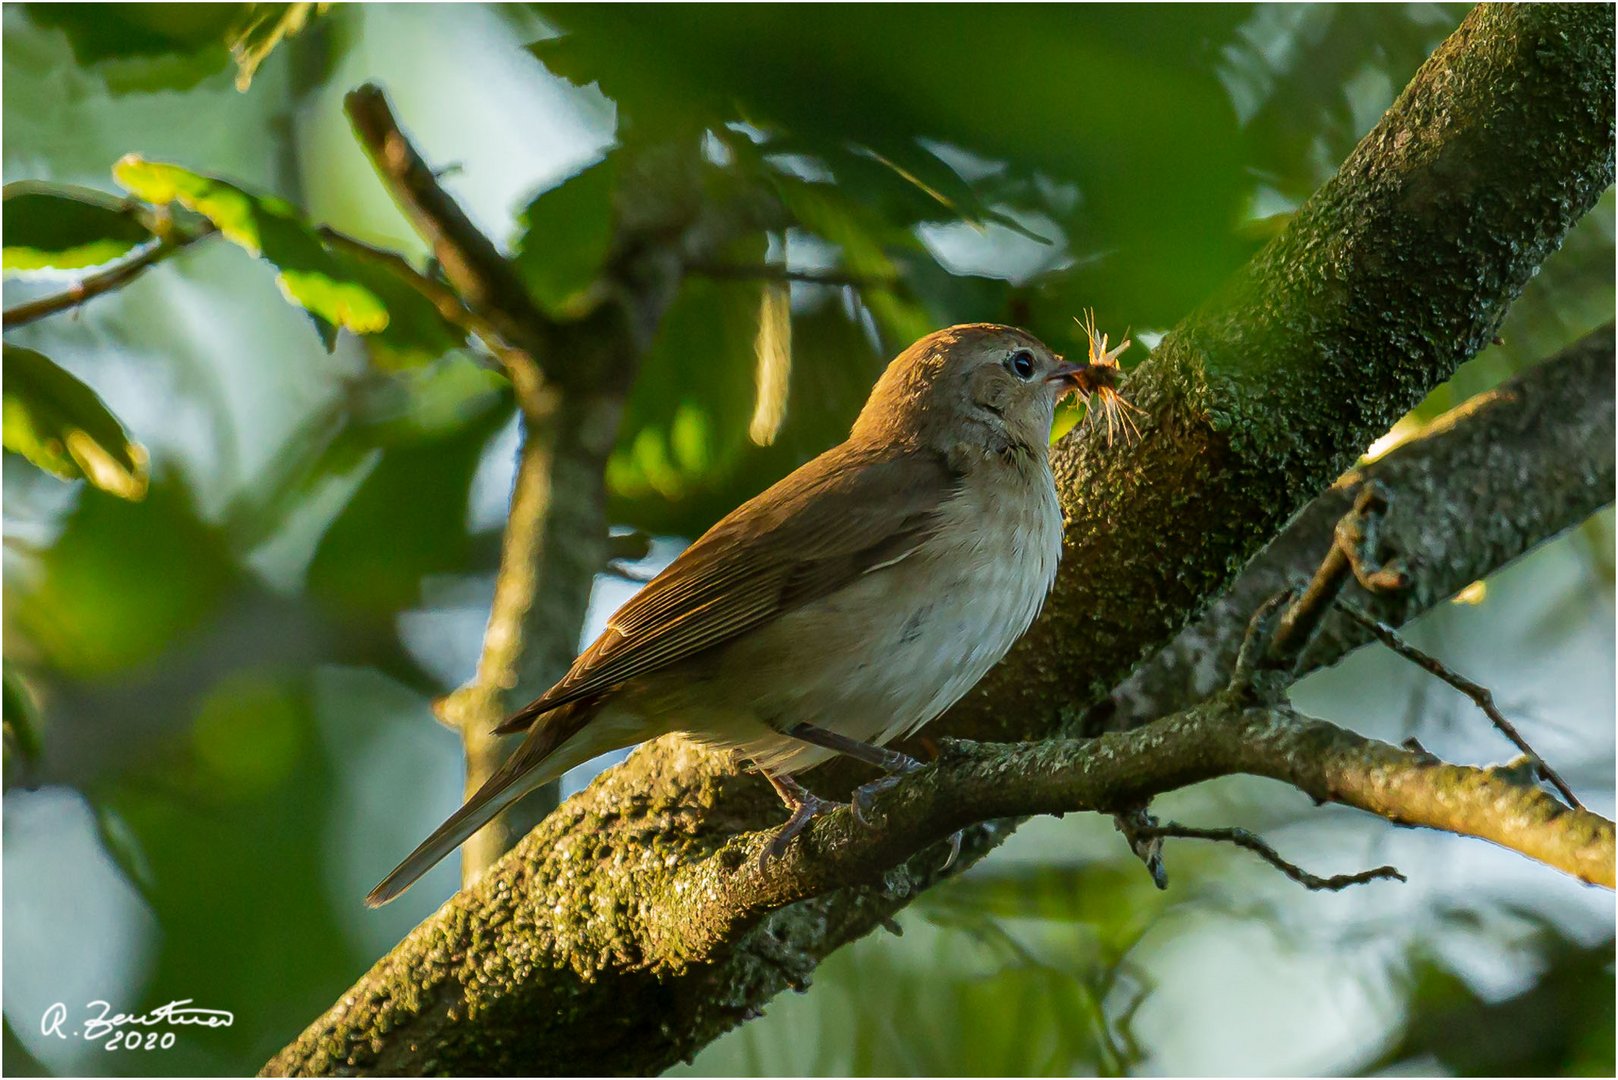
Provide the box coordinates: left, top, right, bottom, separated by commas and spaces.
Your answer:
1, 4, 1612, 1077
1364, 914, 1615, 1076
8, 475, 239, 679
2, 344, 149, 500
2, 664, 43, 789
511, 151, 618, 318
20, 2, 324, 95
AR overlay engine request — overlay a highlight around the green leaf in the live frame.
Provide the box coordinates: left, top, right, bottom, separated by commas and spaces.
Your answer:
24, 3, 241, 96
2, 182, 153, 272
113, 156, 387, 349
512, 154, 619, 319
227, 3, 326, 92
328, 251, 468, 371
2, 344, 149, 500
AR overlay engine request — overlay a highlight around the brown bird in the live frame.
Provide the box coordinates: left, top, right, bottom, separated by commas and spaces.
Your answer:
368, 323, 1116, 906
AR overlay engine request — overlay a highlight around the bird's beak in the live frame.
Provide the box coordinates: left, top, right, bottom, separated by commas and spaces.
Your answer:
1047, 359, 1094, 400
1047, 359, 1085, 384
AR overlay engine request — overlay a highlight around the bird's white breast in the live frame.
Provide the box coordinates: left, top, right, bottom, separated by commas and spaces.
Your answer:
712, 454, 1064, 774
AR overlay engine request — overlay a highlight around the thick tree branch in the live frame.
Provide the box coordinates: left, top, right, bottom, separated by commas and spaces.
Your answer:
263, 696, 1614, 1076
268, 7, 1615, 1075
1105, 324, 1615, 731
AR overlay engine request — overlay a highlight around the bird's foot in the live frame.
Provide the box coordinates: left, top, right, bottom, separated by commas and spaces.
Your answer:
851, 756, 924, 827
757, 769, 846, 871
760, 792, 845, 870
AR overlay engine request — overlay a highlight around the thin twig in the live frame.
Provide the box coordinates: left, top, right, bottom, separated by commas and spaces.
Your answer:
1139, 822, 1406, 891
2, 226, 216, 330
317, 225, 527, 372
1266, 480, 1406, 666
1338, 602, 1584, 810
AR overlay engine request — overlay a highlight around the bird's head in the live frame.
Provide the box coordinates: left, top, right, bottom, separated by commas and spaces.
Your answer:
852, 323, 1109, 454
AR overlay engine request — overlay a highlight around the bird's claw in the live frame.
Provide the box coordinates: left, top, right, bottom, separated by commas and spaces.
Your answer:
851, 773, 905, 827
758, 792, 845, 872
851, 758, 924, 827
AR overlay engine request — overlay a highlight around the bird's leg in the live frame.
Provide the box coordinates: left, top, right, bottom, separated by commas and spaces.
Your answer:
758, 766, 843, 870
784, 723, 924, 827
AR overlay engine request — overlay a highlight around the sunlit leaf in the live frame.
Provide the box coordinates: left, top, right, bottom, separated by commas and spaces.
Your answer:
2, 182, 152, 273
227, 2, 327, 91
328, 250, 468, 371
113, 156, 388, 348
512, 154, 619, 319
2, 345, 149, 500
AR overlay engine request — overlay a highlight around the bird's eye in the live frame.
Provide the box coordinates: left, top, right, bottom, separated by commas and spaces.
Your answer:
1008, 350, 1036, 379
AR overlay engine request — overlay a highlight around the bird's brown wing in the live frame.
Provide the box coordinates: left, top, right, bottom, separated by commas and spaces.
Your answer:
494, 443, 960, 734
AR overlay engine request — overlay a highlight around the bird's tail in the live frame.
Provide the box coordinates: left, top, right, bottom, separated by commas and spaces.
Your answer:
365, 701, 597, 907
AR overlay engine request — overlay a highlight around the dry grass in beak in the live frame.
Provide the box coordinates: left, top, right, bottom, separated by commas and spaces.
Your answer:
1074, 309, 1143, 446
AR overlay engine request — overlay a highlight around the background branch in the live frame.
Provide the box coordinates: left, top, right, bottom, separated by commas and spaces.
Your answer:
2, 224, 216, 330
344, 85, 558, 373
315, 225, 523, 369
342, 85, 625, 883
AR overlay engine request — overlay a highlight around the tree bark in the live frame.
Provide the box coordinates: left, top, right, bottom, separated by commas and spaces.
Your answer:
263, 5, 1616, 1075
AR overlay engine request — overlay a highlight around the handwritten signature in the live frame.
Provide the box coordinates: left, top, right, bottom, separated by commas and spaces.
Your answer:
41, 999, 234, 1051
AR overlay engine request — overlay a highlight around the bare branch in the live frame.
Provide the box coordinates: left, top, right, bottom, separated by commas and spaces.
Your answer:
340, 87, 628, 885
1338, 602, 1584, 810
1264, 480, 1406, 669
2, 225, 216, 330
1136, 821, 1406, 892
